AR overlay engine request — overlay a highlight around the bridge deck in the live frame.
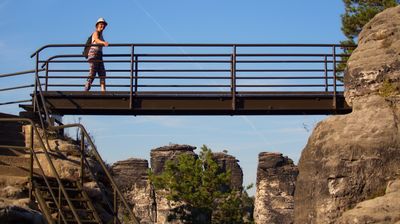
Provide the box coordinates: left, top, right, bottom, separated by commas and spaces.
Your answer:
32, 91, 351, 115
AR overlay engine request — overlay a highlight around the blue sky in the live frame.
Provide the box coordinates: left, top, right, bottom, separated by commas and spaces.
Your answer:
0, 0, 346, 195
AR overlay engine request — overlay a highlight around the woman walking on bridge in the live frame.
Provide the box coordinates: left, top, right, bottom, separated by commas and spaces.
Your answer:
85, 18, 109, 92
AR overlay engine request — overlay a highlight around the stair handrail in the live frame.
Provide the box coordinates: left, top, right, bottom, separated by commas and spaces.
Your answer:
48, 123, 140, 224
0, 69, 44, 106
30, 88, 139, 223
30, 63, 139, 222
0, 118, 71, 224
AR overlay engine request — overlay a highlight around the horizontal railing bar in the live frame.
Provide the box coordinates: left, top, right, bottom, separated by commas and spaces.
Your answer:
0, 99, 32, 106
236, 84, 343, 87
45, 69, 338, 73
236, 53, 350, 57
39, 59, 348, 64
40, 75, 339, 80
39, 76, 129, 79
237, 60, 347, 63
32, 43, 356, 57
46, 84, 343, 88
0, 84, 35, 92
237, 69, 334, 72
46, 84, 230, 88
40, 60, 232, 63
44, 53, 349, 58
0, 69, 44, 78
47, 69, 231, 72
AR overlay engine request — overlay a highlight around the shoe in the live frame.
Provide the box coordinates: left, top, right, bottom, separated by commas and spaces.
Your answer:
84, 82, 91, 91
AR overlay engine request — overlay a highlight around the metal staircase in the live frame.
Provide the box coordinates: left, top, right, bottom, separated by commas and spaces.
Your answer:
0, 56, 140, 223
33, 177, 102, 224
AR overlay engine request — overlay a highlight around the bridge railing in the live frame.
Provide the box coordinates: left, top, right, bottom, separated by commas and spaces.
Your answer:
31, 43, 354, 105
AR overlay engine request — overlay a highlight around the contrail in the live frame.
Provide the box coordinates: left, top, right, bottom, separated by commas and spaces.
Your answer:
132, 0, 177, 43
132, 0, 271, 148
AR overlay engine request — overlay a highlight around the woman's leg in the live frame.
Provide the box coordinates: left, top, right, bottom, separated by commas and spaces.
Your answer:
85, 60, 96, 91
98, 57, 106, 92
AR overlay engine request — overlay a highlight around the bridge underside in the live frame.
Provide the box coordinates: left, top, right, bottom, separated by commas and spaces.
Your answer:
30, 91, 351, 116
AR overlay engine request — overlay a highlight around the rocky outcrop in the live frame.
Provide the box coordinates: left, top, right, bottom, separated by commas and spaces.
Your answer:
111, 158, 155, 223
337, 179, 400, 223
344, 6, 400, 105
212, 152, 243, 190
150, 144, 196, 175
254, 152, 298, 224
295, 6, 400, 224
150, 144, 197, 224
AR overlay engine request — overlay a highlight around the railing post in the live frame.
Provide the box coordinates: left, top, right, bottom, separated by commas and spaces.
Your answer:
58, 185, 62, 224
332, 46, 337, 109
33, 53, 39, 113
29, 124, 34, 202
114, 188, 118, 224
45, 62, 49, 92
231, 45, 237, 111
80, 130, 85, 187
324, 56, 328, 92
134, 55, 139, 96
130, 45, 135, 110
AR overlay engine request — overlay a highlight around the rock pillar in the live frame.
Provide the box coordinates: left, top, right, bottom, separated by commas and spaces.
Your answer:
254, 152, 298, 224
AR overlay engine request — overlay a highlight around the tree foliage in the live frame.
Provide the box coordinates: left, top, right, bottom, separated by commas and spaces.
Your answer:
341, 0, 399, 41
150, 145, 253, 224
338, 0, 399, 76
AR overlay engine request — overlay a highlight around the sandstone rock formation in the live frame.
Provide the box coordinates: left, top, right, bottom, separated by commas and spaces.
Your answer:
344, 6, 400, 105
295, 6, 400, 224
212, 152, 243, 190
150, 144, 197, 224
254, 152, 298, 224
337, 179, 400, 223
150, 144, 196, 175
111, 158, 155, 223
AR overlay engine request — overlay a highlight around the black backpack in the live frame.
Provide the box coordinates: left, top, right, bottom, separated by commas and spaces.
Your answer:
82, 35, 93, 59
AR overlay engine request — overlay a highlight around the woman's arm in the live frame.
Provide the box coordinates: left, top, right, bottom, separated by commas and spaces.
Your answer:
92, 31, 109, 46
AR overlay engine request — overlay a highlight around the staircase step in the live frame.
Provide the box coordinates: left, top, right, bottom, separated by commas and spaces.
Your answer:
33, 177, 79, 187
62, 219, 98, 223
43, 196, 88, 202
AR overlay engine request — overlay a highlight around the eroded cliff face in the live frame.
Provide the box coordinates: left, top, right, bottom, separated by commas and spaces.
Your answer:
294, 6, 400, 224
112, 145, 245, 224
254, 152, 298, 224
111, 158, 154, 224
212, 152, 243, 190
150, 144, 197, 224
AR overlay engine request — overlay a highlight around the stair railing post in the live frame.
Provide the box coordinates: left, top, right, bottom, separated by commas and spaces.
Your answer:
33, 53, 39, 113
80, 129, 85, 187
231, 45, 237, 111
29, 124, 34, 202
58, 185, 61, 224
45, 62, 49, 92
332, 45, 337, 110
114, 188, 118, 224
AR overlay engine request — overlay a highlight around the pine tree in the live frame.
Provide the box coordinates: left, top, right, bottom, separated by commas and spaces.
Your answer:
150, 145, 253, 224
338, 0, 399, 75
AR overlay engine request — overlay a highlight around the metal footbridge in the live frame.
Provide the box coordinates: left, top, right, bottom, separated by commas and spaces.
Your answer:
2, 43, 353, 116
0, 43, 354, 224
